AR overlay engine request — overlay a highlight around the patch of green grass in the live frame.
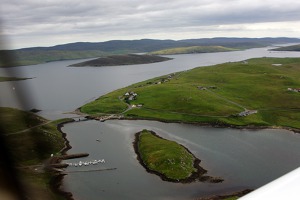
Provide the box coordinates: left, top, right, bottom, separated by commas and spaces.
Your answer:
80, 89, 128, 114
81, 57, 300, 129
2, 110, 68, 165
0, 107, 47, 133
0, 107, 71, 199
137, 130, 196, 180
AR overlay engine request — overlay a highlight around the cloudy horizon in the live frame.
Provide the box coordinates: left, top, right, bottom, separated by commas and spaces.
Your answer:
1, 0, 300, 49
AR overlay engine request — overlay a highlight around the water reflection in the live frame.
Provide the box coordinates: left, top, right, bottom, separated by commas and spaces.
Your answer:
62, 120, 300, 200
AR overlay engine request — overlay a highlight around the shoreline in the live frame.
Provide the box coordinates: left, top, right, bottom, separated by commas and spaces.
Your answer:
88, 114, 300, 135
52, 114, 298, 199
133, 130, 223, 183
49, 119, 76, 200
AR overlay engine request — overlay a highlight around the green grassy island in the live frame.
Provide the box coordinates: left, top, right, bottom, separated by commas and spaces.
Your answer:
150, 46, 237, 55
0, 107, 72, 200
81, 57, 300, 131
134, 129, 220, 182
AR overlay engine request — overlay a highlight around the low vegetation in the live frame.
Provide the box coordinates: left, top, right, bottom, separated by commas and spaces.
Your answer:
0, 107, 71, 200
81, 57, 300, 130
150, 46, 237, 55
136, 129, 197, 180
69, 54, 172, 67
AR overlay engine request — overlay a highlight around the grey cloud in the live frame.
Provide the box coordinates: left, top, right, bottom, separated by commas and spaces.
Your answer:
1, 0, 300, 48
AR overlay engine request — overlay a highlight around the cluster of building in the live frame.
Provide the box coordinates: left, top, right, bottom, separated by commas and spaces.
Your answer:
124, 91, 138, 101
124, 91, 143, 108
287, 88, 300, 93
156, 74, 175, 84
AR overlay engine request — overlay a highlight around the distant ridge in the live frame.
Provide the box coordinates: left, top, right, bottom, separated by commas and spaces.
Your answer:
271, 44, 300, 52
17, 37, 300, 51
1, 37, 300, 67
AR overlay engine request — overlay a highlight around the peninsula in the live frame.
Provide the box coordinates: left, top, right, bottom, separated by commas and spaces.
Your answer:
0, 107, 72, 200
80, 57, 300, 131
69, 54, 172, 67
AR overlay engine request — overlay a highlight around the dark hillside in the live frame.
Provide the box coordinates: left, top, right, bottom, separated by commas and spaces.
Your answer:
2, 37, 300, 67
271, 44, 300, 51
70, 54, 172, 67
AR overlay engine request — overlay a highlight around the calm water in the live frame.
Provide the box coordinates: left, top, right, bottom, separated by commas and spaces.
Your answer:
1, 46, 300, 199
61, 120, 300, 200
1, 46, 300, 119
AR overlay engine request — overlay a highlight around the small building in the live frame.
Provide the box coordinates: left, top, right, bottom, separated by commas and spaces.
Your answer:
128, 96, 134, 101
238, 110, 257, 117
197, 86, 207, 90
287, 88, 300, 92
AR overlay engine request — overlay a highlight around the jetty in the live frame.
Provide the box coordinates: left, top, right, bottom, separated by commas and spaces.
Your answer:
59, 153, 89, 160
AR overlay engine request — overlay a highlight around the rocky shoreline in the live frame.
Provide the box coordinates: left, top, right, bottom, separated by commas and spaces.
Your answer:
196, 189, 253, 200
48, 119, 75, 200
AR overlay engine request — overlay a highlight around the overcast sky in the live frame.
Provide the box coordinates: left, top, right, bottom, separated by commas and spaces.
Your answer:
1, 0, 300, 49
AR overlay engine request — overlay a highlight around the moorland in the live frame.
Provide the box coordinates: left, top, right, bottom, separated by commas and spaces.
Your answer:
0, 107, 71, 200
81, 57, 300, 131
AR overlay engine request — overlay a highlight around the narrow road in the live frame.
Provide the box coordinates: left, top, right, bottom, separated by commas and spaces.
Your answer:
5, 120, 53, 136
205, 89, 247, 111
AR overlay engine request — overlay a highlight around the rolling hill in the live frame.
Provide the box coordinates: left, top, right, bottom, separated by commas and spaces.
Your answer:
1, 37, 300, 67
80, 57, 300, 130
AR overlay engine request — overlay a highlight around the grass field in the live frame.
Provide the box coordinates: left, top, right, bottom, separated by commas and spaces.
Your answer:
0, 107, 70, 200
81, 57, 300, 130
150, 45, 237, 55
136, 129, 196, 180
